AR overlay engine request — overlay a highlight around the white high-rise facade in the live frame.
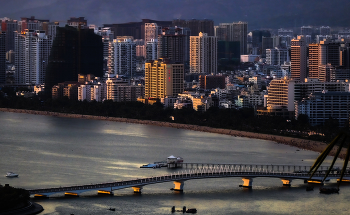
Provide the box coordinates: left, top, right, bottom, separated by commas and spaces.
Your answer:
14, 30, 52, 85
190, 32, 217, 74
108, 38, 136, 77
266, 47, 289, 66
146, 39, 158, 61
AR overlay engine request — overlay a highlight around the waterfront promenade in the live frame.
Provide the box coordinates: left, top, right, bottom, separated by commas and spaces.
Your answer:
0, 108, 342, 158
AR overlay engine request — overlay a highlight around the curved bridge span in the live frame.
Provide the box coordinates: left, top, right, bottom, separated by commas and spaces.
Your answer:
27, 164, 350, 197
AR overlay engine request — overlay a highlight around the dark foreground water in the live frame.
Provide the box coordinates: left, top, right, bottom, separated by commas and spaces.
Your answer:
0, 112, 349, 215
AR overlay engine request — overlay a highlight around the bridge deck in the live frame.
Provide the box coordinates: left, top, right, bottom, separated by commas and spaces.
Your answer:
26, 163, 350, 196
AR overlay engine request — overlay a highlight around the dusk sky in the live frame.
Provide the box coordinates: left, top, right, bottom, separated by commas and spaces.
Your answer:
0, 0, 349, 29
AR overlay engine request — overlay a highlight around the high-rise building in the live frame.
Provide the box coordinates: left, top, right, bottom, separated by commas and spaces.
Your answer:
318, 64, 334, 82
294, 78, 349, 101
45, 26, 103, 91
291, 36, 307, 82
301, 26, 312, 36
67, 17, 87, 28
319, 40, 340, 67
104, 19, 172, 40
42, 21, 59, 39
0, 18, 17, 52
214, 23, 231, 41
146, 39, 158, 61
308, 43, 320, 79
144, 23, 161, 44
0, 31, 5, 85
295, 91, 350, 127
190, 32, 217, 74
173, 19, 214, 36
278, 29, 293, 37
14, 30, 52, 86
320, 26, 331, 35
158, 32, 186, 64
261, 37, 274, 57
214, 22, 247, 55
340, 43, 350, 68
266, 47, 289, 66
252, 30, 271, 52
108, 38, 136, 77
309, 40, 341, 80
18, 16, 49, 33
145, 58, 184, 99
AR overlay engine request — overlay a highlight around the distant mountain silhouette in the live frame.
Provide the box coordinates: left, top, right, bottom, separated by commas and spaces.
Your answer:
1, 0, 349, 29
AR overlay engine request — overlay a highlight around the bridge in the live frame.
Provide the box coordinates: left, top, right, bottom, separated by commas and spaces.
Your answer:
27, 163, 350, 197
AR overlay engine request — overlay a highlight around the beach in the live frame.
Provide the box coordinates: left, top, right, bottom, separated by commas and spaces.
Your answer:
0, 108, 344, 159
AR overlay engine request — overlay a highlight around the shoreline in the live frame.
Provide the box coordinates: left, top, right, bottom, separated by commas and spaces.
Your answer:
0, 108, 344, 159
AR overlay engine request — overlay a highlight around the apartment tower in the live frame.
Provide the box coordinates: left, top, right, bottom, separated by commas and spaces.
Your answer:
291, 36, 307, 82
145, 58, 184, 99
190, 32, 217, 74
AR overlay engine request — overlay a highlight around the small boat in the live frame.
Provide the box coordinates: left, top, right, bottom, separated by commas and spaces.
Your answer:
186, 208, 197, 213
319, 187, 339, 194
108, 207, 115, 211
140, 163, 160, 168
5, 172, 18, 177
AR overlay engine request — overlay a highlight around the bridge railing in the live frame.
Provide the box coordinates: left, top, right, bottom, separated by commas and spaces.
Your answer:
177, 163, 347, 174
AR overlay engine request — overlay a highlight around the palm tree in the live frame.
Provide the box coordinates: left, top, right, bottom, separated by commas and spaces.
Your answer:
308, 132, 350, 189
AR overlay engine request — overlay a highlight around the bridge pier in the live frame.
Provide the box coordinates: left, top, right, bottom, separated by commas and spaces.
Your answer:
34, 194, 48, 198
172, 181, 184, 191
65, 192, 79, 197
98, 190, 114, 195
241, 178, 253, 188
281, 179, 292, 187
132, 186, 142, 193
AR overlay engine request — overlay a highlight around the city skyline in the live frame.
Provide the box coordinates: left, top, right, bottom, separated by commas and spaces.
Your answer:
0, 0, 349, 29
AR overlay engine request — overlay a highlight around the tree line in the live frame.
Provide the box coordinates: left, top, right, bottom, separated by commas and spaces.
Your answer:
0, 88, 344, 143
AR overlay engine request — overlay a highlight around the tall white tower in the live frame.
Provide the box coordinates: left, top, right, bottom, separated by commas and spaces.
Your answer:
14, 30, 52, 85
108, 38, 136, 77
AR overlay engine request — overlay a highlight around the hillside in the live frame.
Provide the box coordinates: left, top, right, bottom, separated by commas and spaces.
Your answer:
0, 0, 349, 29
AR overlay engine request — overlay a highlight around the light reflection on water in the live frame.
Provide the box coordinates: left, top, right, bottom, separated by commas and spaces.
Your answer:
0, 111, 349, 215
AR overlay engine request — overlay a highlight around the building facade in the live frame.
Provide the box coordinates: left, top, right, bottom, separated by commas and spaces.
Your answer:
14, 30, 52, 86
190, 32, 217, 74
108, 38, 136, 77
145, 58, 184, 99
291, 36, 307, 82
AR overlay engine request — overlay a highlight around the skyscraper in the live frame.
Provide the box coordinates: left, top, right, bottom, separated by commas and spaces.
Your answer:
158, 31, 186, 64
108, 38, 136, 77
291, 36, 307, 82
0, 18, 17, 52
144, 23, 161, 44
308, 39, 341, 80
190, 32, 217, 74
252, 30, 271, 54
215, 22, 248, 55
266, 47, 289, 66
320, 26, 331, 35
14, 30, 52, 86
301, 26, 312, 36
308, 43, 320, 78
45, 26, 103, 91
173, 19, 214, 36
146, 39, 157, 61
145, 58, 184, 99
0, 31, 5, 85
